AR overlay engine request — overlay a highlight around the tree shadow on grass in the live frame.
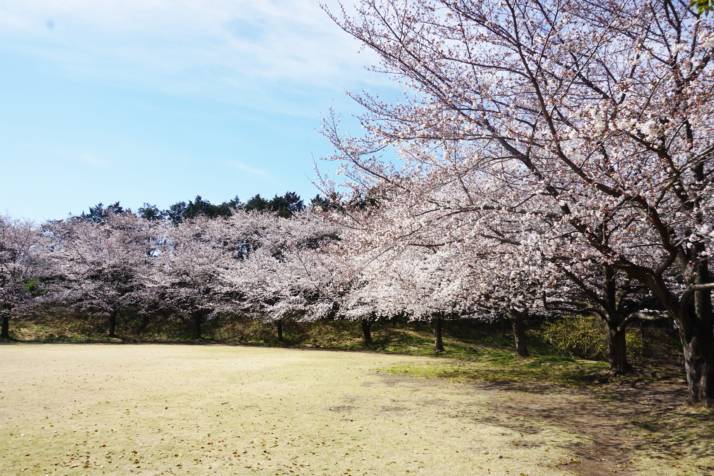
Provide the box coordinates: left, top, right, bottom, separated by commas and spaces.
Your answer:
387, 360, 713, 475
498, 380, 712, 474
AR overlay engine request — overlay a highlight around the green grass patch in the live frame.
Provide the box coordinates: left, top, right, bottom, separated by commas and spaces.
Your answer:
382, 353, 609, 388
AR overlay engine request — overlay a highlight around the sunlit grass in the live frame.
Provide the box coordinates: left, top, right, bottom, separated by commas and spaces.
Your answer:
5, 317, 614, 387
1, 334, 712, 474
0, 344, 577, 475
382, 353, 608, 387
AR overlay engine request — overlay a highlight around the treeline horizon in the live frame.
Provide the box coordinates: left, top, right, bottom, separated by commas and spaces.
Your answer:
68, 191, 335, 224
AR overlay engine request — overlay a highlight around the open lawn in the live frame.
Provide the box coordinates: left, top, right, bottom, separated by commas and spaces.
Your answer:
0, 344, 712, 475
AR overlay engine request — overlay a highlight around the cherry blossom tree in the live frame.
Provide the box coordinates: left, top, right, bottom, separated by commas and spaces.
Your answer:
0, 217, 43, 339
337, 275, 396, 347
150, 216, 241, 339
325, 0, 714, 403
541, 229, 663, 374
223, 211, 339, 341
331, 248, 408, 347
390, 247, 473, 352
146, 210, 339, 342
45, 212, 156, 337
320, 189, 550, 355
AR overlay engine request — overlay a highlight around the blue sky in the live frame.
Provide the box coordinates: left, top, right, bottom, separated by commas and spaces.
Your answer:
0, 0, 392, 221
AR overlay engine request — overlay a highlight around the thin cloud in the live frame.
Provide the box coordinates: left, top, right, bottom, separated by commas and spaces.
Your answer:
0, 1, 383, 97
224, 160, 271, 178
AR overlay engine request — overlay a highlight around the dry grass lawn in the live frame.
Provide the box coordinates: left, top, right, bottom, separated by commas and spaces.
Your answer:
0, 344, 711, 475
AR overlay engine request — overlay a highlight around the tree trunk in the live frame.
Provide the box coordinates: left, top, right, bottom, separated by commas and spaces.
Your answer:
646, 271, 714, 405
682, 148, 714, 405
1, 313, 9, 339
692, 259, 714, 405
607, 326, 631, 374
433, 317, 444, 352
681, 333, 714, 405
138, 315, 149, 336
601, 265, 629, 373
679, 312, 714, 405
674, 256, 714, 405
510, 310, 528, 357
108, 310, 118, 338
276, 320, 284, 342
361, 319, 373, 346
193, 313, 203, 340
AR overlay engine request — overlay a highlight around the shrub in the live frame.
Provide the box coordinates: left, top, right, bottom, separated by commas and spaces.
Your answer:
542, 316, 643, 362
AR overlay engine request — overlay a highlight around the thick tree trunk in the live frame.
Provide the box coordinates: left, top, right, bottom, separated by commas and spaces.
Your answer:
108, 310, 118, 338
692, 259, 714, 405
433, 317, 444, 352
683, 151, 714, 404
510, 310, 528, 357
607, 326, 631, 374
680, 318, 714, 405
361, 319, 373, 346
1, 313, 9, 339
192, 313, 203, 340
276, 320, 284, 342
647, 276, 714, 404
672, 257, 714, 405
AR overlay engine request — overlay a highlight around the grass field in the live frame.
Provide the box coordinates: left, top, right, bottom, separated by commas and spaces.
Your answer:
0, 344, 712, 475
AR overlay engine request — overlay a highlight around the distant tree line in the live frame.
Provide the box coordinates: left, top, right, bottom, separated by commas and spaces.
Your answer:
79, 191, 334, 224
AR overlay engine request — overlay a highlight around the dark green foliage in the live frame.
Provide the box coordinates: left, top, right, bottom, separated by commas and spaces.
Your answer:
166, 201, 188, 225
138, 203, 163, 221
226, 195, 242, 209
245, 192, 304, 217
244, 194, 270, 213
79, 192, 308, 225
163, 195, 237, 223
268, 191, 304, 218
310, 194, 332, 211
81, 202, 126, 222
183, 195, 235, 220
23, 278, 42, 297
349, 192, 379, 210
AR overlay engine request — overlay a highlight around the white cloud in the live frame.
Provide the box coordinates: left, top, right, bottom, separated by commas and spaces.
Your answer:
0, 0, 383, 101
224, 159, 271, 178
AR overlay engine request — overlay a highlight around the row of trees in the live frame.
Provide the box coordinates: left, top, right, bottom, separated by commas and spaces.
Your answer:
0, 194, 674, 369
0, 192, 335, 340
83, 191, 310, 224
0, 176, 705, 406
317, 0, 714, 404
